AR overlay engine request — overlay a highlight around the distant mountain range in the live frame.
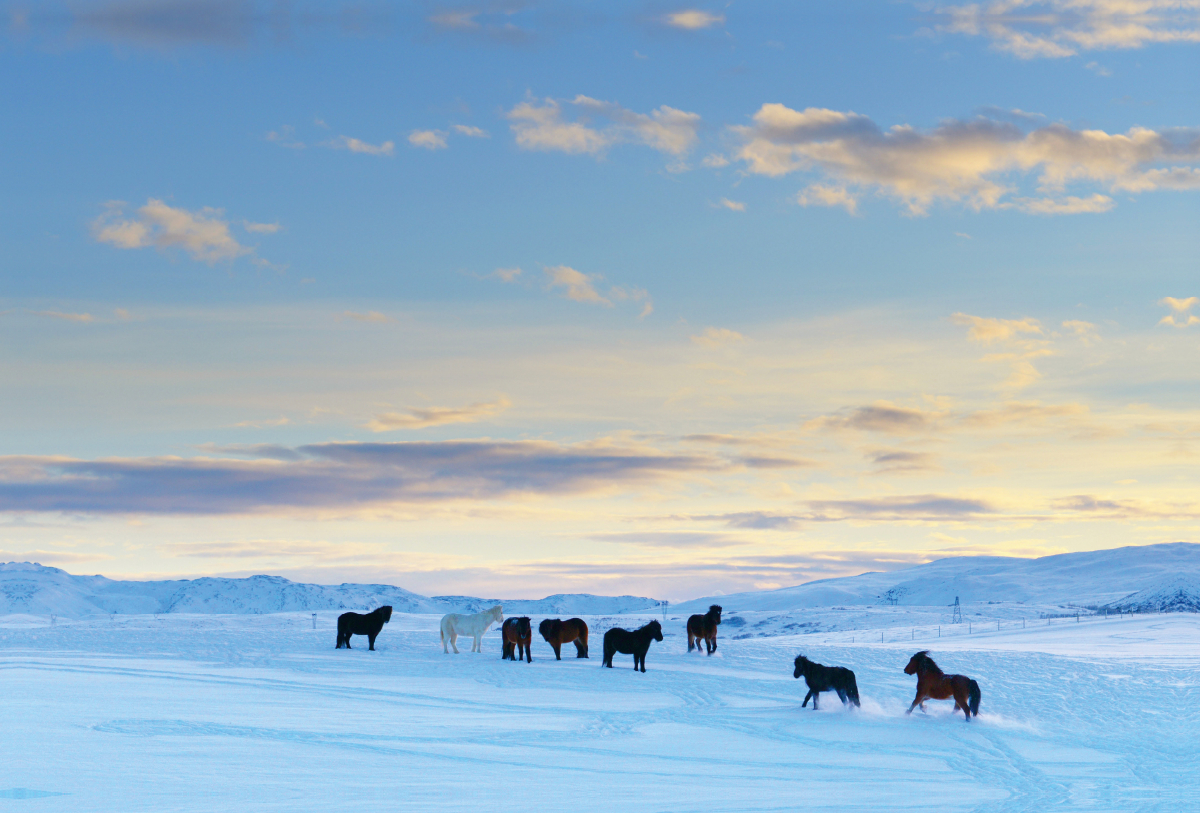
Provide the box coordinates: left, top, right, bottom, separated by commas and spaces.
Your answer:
672, 542, 1200, 613
6, 542, 1200, 617
0, 563, 662, 618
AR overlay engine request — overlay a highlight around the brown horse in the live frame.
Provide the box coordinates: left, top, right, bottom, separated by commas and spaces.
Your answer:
502, 616, 533, 663
687, 604, 722, 655
538, 618, 589, 660
904, 651, 981, 721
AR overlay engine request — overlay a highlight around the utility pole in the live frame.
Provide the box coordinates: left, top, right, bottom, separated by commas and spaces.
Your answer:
952, 596, 962, 625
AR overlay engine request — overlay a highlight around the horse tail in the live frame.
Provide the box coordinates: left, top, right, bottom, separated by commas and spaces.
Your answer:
847, 673, 861, 707
968, 679, 981, 717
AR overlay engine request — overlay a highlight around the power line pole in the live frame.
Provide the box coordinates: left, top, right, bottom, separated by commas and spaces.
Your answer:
952, 596, 963, 625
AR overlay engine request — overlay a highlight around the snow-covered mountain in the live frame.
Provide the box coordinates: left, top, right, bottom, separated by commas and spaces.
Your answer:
672, 543, 1200, 613
1105, 575, 1200, 613
0, 562, 661, 618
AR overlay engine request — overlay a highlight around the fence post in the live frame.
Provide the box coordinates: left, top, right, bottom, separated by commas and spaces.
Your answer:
997, 621, 1000, 632
968, 622, 972, 634
938, 626, 940, 637
312, 613, 317, 630
911, 628, 914, 640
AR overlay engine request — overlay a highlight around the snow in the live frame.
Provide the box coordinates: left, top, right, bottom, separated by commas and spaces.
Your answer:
673, 542, 1200, 612
0, 562, 661, 618
4, 608, 1198, 811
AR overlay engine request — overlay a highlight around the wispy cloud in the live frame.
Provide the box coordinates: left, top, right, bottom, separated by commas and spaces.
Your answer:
951, 313, 1044, 344
662, 10, 726, 30
28, 310, 95, 323
409, 130, 448, 150
452, 124, 490, 138
796, 184, 858, 215
92, 199, 257, 264
338, 311, 393, 324
717, 198, 746, 211
0, 441, 724, 515
732, 104, 1200, 215
508, 95, 701, 158
1159, 296, 1200, 327
932, 0, 1200, 59
811, 403, 939, 434
545, 265, 610, 305
242, 220, 281, 234
325, 135, 395, 156
691, 327, 746, 347
365, 397, 511, 431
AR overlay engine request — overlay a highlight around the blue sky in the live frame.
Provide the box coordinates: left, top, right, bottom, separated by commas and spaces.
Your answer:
2, 0, 1200, 599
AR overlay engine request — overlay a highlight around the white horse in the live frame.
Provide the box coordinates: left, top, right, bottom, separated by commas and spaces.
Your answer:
440, 605, 503, 653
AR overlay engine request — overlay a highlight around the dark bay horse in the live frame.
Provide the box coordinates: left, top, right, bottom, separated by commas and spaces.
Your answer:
539, 618, 589, 659
904, 651, 981, 721
687, 605, 722, 655
793, 654, 860, 709
502, 617, 533, 663
336, 605, 393, 651
603, 620, 663, 672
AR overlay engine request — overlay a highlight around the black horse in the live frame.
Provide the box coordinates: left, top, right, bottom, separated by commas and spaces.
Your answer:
793, 654, 860, 709
335, 606, 393, 651
687, 604, 722, 655
602, 620, 663, 672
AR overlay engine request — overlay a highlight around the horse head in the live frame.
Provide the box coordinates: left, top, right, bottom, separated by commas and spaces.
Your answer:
905, 650, 934, 675
793, 654, 809, 679
379, 606, 393, 624
647, 619, 663, 641
490, 605, 504, 623
708, 605, 723, 623
538, 618, 560, 641
516, 616, 531, 637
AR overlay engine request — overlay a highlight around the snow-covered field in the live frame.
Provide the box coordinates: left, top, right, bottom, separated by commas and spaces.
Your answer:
3, 610, 1199, 812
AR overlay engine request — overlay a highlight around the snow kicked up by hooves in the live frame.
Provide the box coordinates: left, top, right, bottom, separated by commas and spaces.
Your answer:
4, 610, 1200, 812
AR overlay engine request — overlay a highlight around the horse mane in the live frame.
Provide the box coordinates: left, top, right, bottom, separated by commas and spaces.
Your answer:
913, 650, 942, 675
794, 653, 809, 666
707, 604, 722, 620
641, 619, 661, 632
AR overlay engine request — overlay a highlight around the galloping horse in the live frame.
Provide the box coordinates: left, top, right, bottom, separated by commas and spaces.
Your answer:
502, 616, 533, 663
904, 651, 981, 721
793, 654, 860, 709
440, 605, 503, 653
602, 620, 663, 672
335, 605, 393, 651
687, 604, 722, 655
539, 618, 589, 660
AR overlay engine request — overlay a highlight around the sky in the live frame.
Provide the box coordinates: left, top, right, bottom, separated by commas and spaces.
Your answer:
2, 0, 1199, 601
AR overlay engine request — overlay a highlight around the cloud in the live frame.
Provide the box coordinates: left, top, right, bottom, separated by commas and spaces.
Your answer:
588, 531, 743, 548
409, 130, 448, 150
718, 198, 746, 211
0, 441, 724, 515
242, 220, 281, 234
491, 267, 522, 282
364, 397, 511, 431
92, 199, 252, 264
951, 312, 1043, 344
1061, 319, 1101, 344
544, 266, 611, 305
662, 10, 726, 30
732, 104, 1200, 215
702, 153, 730, 167
426, 7, 534, 45
70, 0, 252, 49
1159, 296, 1199, 327
325, 135, 395, 156
691, 327, 746, 347
452, 124, 490, 138
28, 310, 94, 323
933, 0, 1200, 59
807, 494, 996, 521
338, 311, 393, 324
815, 403, 937, 434
867, 449, 939, 472
688, 511, 803, 530
958, 402, 1088, 428
508, 95, 701, 157
796, 184, 858, 214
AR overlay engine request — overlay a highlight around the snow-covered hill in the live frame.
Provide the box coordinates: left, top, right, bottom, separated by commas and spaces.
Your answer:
673, 543, 1200, 613
0, 562, 661, 618
1105, 575, 1200, 613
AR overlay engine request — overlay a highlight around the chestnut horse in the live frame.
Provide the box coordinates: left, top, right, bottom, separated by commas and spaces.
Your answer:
687, 604, 722, 655
904, 651, 981, 721
501, 616, 533, 663
539, 618, 589, 659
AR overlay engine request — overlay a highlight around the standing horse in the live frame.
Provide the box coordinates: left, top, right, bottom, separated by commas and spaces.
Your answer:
602, 620, 663, 672
502, 617, 533, 663
539, 618, 589, 660
793, 654, 860, 709
440, 605, 503, 653
687, 604, 722, 655
904, 651, 981, 721
335, 605, 393, 651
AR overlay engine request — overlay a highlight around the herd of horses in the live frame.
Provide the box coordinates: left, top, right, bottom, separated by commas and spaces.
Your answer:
335, 602, 983, 721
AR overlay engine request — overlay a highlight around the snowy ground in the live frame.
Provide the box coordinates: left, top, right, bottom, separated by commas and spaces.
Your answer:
3, 610, 1199, 812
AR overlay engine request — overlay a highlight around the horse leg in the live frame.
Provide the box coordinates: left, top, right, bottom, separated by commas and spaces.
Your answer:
553, 642, 561, 661
450, 632, 460, 654
802, 689, 813, 708
525, 642, 532, 663
368, 633, 377, 651
907, 690, 926, 714
710, 634, 717, 654
688, 631, 695, 652
813, 692, 820, 710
